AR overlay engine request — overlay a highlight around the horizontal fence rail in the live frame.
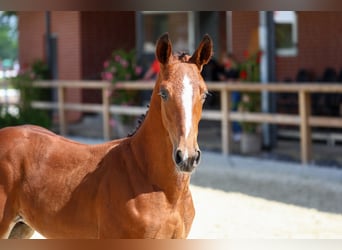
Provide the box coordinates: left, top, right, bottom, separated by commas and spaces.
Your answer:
1, 80, 342, 165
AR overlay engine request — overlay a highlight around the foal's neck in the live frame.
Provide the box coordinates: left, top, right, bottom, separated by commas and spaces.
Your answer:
130, 92, 191, 201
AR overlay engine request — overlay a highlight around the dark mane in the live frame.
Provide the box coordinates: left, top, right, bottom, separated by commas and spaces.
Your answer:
127, 105, 149, 137
177, 52, 190, 62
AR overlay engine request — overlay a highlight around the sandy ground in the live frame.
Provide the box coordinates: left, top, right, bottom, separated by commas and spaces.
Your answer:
188, 185, 342, 239
30, 138, 342, 239
188, 152, 342, 239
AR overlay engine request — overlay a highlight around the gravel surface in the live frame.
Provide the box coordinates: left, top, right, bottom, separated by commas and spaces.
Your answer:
31, 137, 342, 239
188, 152, 342, 238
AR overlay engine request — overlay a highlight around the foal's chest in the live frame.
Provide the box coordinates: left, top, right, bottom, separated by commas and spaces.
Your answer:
125, 193, 192, 238
99, 190, 194, 238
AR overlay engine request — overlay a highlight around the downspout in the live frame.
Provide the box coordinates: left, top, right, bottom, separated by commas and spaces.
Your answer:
259, 11, 277, 149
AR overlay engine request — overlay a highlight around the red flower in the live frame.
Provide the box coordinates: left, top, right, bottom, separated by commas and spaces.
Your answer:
240, 70, 247, 80
256, 51, 262, 64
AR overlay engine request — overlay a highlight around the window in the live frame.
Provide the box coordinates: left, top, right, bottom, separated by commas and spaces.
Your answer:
140, 12, 194, 54
274, 11, 298, 56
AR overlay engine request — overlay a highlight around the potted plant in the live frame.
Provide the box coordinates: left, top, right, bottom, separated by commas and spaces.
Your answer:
101, 49, 143, 138
237, 50, 262, 154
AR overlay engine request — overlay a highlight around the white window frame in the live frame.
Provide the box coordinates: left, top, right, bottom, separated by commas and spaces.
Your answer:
274, 11, 298, 57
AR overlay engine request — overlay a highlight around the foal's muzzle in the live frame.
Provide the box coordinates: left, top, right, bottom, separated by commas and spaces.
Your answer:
174, 149, 201, 173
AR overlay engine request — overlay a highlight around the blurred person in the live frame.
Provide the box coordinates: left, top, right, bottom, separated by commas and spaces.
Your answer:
140, 58, 161, 107
218, 52, 241, 141
143, 58, 160, 80
218, 52, 239, 81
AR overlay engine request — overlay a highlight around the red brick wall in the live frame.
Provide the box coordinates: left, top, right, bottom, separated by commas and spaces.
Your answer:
18, 11, 137, 121
231, 11, 342, 81
19, 12, 82, 80
18, 11, 82, 122
80, 11, 136, 103
19, 11, 342, 118
51, 12, 81, 80
218, 12, 227, 56
18, 12, 45, 70
80, 11, 136, 80
51, 12, 82, 122
231, 12, 259, 63
277, 12, 342, 81
20, 11, 342, 84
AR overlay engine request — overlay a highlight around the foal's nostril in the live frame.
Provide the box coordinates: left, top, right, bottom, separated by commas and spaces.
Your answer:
174, 149, 201, 171
175, 150, 183, 165
195, 149, 201, 165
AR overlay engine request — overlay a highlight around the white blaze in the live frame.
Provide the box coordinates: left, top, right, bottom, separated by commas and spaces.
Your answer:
182, 74, 193, 138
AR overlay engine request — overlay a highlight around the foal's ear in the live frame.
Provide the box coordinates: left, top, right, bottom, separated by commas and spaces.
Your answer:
156, 33, 172, 65
190, 34, 213, 71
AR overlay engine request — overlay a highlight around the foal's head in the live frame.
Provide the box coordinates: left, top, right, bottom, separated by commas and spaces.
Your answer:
154, 33, 213, 173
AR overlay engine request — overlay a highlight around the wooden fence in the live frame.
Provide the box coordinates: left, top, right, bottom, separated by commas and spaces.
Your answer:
1, 80, 342, 165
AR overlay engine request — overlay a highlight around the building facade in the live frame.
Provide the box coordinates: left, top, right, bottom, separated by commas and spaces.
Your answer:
18, 11, 342, 121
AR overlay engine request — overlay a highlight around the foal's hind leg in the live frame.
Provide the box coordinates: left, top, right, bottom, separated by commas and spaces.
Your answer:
9, 222, 34, 239
0, 193, 16, 238
0, 218, 14, 239
0, 201, 15, 239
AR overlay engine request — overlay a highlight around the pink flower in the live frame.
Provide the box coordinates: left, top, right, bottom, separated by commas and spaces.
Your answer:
115, 55, 121, 62
104, 72, 113, 81
120, 59, 128, 68
135, 66, 142, 75
103, 60, 110, 68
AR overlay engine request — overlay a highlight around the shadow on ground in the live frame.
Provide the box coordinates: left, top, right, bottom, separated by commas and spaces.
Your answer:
191, 151, 342, 215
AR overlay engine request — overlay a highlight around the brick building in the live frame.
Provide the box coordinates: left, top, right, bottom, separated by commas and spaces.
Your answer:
18, 11, 342, 121
275, 12, 342, 82
18, 11, 136, 121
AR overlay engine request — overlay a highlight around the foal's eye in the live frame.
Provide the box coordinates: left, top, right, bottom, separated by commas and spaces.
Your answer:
159, 89, 169, 101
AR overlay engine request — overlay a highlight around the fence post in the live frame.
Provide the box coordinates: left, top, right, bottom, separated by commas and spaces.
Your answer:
102, 85, 110, 141
299, 90, 311, 165
221, 89, 232, 155
58, 84, 66, 136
